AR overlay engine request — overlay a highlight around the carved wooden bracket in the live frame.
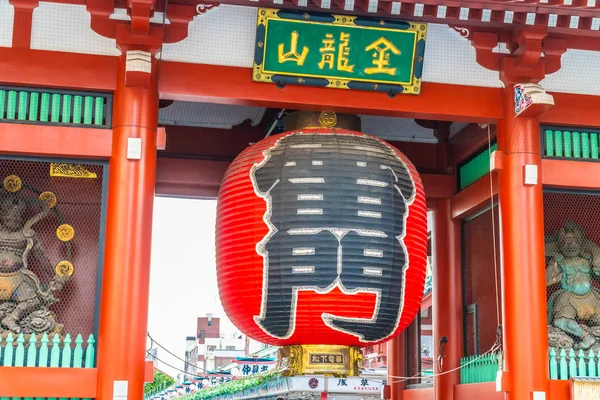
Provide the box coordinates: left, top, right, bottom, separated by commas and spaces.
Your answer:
162, 3, 198, 44
87, 0, 118, 39
129, 0, 156, 35
196, 3, 219, 15
9, 0, 39, 49
86, 0, 204, 46
472, 32, 501, 72
465, 26, 566, 85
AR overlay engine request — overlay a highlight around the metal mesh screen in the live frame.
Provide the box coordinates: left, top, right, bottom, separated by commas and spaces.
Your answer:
420, 306, 433, 385
405, 316, 421, 386
0, 157, 105, 339
465, 309, 476, 356
462, 207, 502, 356
545, 191, 600, 353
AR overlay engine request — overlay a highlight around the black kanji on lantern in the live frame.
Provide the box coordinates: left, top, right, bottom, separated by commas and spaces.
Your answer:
251, 132, 415, 342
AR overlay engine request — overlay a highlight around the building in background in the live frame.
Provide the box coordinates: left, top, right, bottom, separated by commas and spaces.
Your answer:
192, 314, 248, 372
146, 348, 160, 369
184, 336, 199, 381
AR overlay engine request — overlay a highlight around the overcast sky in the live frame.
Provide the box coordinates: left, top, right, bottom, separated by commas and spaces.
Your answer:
147, 197, 237, 378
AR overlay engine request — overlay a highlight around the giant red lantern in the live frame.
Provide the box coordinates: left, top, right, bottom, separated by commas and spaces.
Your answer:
216, 120, 427, 347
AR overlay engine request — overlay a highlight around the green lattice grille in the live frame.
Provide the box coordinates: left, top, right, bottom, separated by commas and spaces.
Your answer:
544, 129, 600, 160
0, 88, 109, 127
459, 143, 498, 191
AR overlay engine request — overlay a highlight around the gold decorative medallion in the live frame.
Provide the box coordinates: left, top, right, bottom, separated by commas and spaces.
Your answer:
55, 261, 74, 277
56, 224, 75, 242
39, 192, 57, 208
3, 175, 22, 192
50, 163, 97, 179
284, 111, 360, 131
319, 112, 338, 128
278, 344, 363, 377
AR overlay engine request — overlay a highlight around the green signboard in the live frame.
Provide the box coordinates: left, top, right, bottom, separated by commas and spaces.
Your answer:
253, 8, 427, 96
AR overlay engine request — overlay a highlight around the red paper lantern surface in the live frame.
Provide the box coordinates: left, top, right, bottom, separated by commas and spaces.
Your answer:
216, 129, 427, 346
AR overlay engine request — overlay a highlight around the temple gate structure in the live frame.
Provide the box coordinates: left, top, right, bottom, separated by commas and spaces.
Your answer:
0, 1, 600, 400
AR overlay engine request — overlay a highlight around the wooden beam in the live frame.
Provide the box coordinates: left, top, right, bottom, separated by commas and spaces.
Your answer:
450, 123, 497, 166
451, 172, 498, 220
158, 62, 503, 123
421, 292, 432, 311
0, 123, 113, 158
0, 361, 154, 398
399, 387, 434, 400
0, 367, 97, 397
542, 159, 600, 190
0, 48, 597, 127
155, 157, 230, 198
156, 156, 455, 200
161, 125, 441, 172
421, 173, 456, 199
452, 158, 600, 220
541, 91, 600, 128
0, 48, 117, 91
454, 383, 502, 400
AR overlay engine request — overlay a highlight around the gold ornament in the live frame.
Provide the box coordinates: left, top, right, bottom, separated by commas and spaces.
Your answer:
39, 192, 57, 208
3, 175, 22, 192
56, 224, 75, 242
318, 111, 338, 128
279, 344, 361, 377
50, 163, 97, 179
55, 261, 74, 277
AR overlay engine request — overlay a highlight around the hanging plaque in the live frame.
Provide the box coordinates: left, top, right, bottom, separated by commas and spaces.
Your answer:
253, 8, 427, 96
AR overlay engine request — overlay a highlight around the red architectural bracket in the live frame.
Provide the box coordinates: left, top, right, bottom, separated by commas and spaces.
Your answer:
87, 0, 210, 46
162, 3, 198, 44
87, 0, 117, 39
472, 32, 501, 72
9, 0, 39, 49
129, 0, 156, 35
465, 26, 567, 85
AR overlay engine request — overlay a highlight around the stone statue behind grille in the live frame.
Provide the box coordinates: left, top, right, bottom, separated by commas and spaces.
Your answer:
0, 193, 69, 335
546, 220, 600, 351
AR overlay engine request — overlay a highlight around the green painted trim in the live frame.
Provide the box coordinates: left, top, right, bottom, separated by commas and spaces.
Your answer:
543, 127, 600, 161
0, 86, 111, 128
0, 333, 96, 370
458, 143, 498, 191
462, 347, 600, 384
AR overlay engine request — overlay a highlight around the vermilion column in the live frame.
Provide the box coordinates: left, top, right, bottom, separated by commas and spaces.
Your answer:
497, 88, 549, 400
387, 331, 406, 399
432, 199, 463, 400
96, 52, 158, 400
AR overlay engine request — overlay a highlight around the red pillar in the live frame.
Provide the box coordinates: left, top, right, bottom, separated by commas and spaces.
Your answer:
96, 52, 158, 400
497, 88, 549, 400
388, 331, 406, 399
432, 199, 463, 400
